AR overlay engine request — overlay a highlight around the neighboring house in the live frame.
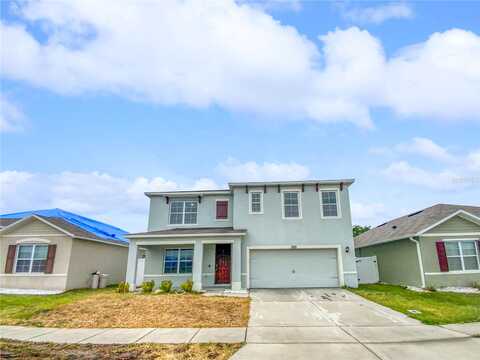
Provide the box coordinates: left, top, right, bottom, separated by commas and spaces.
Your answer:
125, 179, 358, 291
0, 209, 129, 291
355, 204, 480, 288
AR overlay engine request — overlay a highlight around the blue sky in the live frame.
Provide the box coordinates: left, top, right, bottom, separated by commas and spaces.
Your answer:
1, 1, 479, 231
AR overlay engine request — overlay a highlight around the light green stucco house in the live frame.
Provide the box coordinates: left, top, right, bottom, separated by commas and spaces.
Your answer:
125, 179, 358, 292
355, 204, 480, 288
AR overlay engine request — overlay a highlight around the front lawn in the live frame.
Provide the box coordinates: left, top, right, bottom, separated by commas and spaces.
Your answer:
0, 339, 242, 360
350, 284, 480, 325
0, 288, 250, 328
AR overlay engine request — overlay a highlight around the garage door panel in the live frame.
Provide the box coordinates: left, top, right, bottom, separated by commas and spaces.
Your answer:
250, 249, 339, 288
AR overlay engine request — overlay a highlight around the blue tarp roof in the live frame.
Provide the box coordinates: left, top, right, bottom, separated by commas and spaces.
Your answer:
0, 208, 129, 243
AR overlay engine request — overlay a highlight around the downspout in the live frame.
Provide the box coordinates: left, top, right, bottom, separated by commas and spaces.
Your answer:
409, 237, 426, 288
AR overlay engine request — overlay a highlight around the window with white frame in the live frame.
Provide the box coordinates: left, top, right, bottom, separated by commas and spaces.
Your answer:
282, 191, 301, 218
321, 190, 340, 218
15, 244, 48, 273
249, 191, 263, 214
445, 240, 479, 271
169, 200, 198, 225
164, 248, 193, 274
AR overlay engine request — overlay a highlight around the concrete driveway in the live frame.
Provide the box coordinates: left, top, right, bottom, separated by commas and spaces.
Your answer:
232, 288, 480, 360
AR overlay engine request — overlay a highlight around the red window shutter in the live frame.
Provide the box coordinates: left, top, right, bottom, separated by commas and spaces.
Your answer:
216, 201, 228, 219
4, 245, 16, 273
45, 245, 57, 274
436, 241, 449, 272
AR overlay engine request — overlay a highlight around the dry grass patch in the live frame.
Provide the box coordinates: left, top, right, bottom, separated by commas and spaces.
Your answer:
24, 292, 250, 328
0, 339, 242, 360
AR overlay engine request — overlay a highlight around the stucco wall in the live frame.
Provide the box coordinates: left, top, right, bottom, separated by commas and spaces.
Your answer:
66, 239, 128, 290
232, 184, 358, 287
0, 218, 73, 291
148, 194, 233, 230
357, 239, 422, 287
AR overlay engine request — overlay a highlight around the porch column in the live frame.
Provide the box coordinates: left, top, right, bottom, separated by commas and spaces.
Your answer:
231, 238, 242, 291
125, 240, 138, 291
192, 240, 203, 291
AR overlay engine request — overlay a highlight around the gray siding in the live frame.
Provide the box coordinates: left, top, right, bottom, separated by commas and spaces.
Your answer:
425, 216, 480, 234
66, 239, 128, 290
357, 239, 422, 287
148, 194, 233, 230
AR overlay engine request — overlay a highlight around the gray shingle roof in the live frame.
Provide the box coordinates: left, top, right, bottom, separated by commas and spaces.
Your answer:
128, 227, 247, 237
355, 204, 480, 248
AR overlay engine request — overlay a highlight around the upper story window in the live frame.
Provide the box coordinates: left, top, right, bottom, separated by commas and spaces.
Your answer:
169, 200, 198, 225
216, 200, 229, 220
282, 190, 302, 219
445, 240, 479, 271
320, 190, 341, 218
15, 244, 48, 273
249, 191, 263, 214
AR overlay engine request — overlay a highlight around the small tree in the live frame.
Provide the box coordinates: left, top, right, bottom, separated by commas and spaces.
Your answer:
353, 225, 371, 237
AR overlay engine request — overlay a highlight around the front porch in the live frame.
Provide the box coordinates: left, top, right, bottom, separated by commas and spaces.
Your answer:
125, 228, 246, 292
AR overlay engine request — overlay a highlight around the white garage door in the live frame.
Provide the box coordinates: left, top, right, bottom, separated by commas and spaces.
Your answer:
249, 248, 339, 288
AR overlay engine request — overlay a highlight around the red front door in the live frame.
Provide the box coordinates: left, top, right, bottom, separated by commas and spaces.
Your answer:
215, 255, 231, 284
215, 244, 231, 284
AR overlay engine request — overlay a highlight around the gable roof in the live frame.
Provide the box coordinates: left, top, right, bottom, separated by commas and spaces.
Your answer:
355, 204, 480, 248
0, 209, 128, 245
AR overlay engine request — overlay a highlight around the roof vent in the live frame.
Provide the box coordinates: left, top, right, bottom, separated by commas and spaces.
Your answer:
392, 225, 397, 229
407, 210, 423, 217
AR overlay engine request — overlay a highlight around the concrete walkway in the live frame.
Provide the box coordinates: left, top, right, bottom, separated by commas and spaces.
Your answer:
0, 326, 246, 344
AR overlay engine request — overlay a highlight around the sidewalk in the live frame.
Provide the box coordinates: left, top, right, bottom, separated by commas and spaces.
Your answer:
0, 326, 246, 344
2, 322, 479, 345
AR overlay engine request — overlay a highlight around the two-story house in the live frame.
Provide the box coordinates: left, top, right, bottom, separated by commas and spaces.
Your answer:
125, 179, 358, 291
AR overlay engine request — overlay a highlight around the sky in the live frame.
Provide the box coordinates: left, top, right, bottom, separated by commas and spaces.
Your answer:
1, 0, 479, 232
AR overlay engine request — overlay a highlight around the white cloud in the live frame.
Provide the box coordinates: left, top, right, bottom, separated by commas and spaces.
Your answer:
1, 1, 479, 128
0, 95, 25, 132
395, 137, 455, 163
382, 160, 480, 191
351, 201, 385, 225
217, 158, 310, 182
341, 3, 413, 24
466, 149, 480, 172
0, 170, 217, 231
0, 159, 312, 231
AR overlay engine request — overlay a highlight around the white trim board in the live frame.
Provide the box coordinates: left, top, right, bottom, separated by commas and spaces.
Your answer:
0, 273, 67, 277
128, 233, 246, 239
246, 244, 345, 289
425, 270, 480, 275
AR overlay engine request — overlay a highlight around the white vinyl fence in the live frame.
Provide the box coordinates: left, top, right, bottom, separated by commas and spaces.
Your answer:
356, 256, 379, 284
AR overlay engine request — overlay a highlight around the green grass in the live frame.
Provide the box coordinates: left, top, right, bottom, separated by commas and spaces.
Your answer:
350, 284, 480, 325
0, 287, 114, 325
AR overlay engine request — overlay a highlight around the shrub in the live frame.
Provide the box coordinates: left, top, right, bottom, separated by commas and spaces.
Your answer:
181, 279, 193, 293
160, 280, 173, 293
117, 281, 130, 294
472, 281, 480, 290
141, 280, 155, 293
